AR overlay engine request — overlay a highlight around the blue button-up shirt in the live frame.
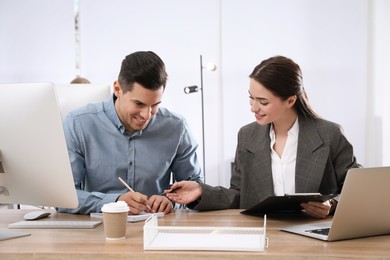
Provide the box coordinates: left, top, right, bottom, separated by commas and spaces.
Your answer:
58, 96, 203, 214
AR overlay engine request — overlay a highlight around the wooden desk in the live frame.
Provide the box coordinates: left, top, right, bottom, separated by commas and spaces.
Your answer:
1, 209, 389, 259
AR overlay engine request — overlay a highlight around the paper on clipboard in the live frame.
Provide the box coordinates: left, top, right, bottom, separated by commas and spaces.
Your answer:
241, 193, 337, 215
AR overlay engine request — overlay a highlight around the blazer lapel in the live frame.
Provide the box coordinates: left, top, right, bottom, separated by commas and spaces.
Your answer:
243, 124, 274, 201
295, 117, 329, 192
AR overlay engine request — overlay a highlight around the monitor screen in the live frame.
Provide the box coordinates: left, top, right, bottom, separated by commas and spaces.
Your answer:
0, 83, 78, 208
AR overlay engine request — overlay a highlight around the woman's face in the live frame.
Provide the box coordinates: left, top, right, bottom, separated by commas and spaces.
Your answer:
248, 78, 295, 126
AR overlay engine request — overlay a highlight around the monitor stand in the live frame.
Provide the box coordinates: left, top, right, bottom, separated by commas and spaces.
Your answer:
0, 229, 31, 241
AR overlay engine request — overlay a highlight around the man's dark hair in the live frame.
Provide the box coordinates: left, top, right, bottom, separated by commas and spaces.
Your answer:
118, 51, 168, 93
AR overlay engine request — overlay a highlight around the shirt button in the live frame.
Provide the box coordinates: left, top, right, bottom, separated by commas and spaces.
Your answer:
129, 161, 133, 165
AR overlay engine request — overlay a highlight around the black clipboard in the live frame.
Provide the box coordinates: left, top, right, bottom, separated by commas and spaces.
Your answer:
240, 193, 337, 215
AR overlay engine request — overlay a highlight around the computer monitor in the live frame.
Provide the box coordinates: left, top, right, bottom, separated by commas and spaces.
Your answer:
0, 83, 78, 208
54, 83, 112, 120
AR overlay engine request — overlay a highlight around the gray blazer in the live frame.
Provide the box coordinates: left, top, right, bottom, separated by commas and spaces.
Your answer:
191, 116, 359, 210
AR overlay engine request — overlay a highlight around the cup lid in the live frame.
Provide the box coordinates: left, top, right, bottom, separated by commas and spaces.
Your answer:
101, 201, 129, 213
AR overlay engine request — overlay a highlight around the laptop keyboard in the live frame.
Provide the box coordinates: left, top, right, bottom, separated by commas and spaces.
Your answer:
306, 228, 330, 236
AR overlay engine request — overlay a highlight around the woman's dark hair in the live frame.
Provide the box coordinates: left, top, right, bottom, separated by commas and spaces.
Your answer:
118, 51, 168, 93
249, 55, 318, 119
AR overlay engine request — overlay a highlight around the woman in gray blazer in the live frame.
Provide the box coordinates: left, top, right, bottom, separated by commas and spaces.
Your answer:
166, 56, 359, 218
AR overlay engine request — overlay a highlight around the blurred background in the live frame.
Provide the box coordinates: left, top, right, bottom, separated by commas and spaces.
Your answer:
1, 0, 389, 186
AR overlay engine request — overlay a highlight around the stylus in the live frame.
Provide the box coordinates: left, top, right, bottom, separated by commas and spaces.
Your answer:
117, 177, 152, 211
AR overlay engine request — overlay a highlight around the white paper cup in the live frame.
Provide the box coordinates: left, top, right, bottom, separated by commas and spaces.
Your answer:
101, 201, 129, 240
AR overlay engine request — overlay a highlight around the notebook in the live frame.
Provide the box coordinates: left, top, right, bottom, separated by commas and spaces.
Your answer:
280, 166, 390, 241
90, 212, 165, 223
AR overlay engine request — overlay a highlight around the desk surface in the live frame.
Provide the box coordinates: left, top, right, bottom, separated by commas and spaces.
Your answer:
1, 209, 389, 259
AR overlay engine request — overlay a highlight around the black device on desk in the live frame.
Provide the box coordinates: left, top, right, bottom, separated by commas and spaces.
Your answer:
241, 193, 337, 215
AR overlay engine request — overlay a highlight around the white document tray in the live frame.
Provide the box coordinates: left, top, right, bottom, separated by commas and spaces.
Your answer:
143, 214, 267, 252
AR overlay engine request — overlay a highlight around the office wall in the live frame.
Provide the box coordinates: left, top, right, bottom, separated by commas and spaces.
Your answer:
0, 0, 75, 83
0, 0, 387, 187
76, 0, 370, 186
78, 0, 221, 184
381, 1, 390, 165
219, 0, 369, 185
368, 0, 390, 166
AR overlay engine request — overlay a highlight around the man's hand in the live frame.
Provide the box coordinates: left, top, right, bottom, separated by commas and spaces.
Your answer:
117, 191, 150, 215
148, 195, 174, 215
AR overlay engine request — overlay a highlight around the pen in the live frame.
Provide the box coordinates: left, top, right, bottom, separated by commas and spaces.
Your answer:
117, 177, 152, 211
162, 175, 193, 195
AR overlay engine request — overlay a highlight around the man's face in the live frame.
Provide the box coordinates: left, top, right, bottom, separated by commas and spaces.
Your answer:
113, 81, 164, 134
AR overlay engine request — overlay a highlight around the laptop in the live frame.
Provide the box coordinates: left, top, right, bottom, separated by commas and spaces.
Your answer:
281, 166, 390, 241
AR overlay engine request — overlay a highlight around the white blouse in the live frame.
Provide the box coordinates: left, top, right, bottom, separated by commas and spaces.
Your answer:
270, 118, 299, 196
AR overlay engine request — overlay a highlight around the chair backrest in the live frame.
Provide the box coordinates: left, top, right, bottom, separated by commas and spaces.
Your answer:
55, 84, 112, 120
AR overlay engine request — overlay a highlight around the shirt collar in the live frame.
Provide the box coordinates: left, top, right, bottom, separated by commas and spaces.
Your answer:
104, 95, 124, 133
288, 117, 299, 137
269, 117, 299, 142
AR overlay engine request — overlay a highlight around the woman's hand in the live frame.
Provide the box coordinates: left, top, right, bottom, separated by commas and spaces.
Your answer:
164, 181, 202, 205
300, 200, 333, 218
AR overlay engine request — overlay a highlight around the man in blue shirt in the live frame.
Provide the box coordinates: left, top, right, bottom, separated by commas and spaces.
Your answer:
58, 51, 203, 215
